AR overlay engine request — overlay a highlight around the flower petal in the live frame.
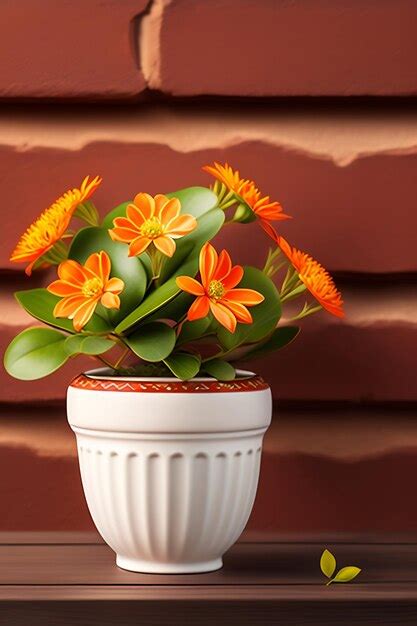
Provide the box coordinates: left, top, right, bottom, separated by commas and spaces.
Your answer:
158, 196, 181, 224
47, 280, 81, 297
259, 219, 280, 244
187, 296, 210, 321
176, 276, 205, 296
224, 288, 264, 305
57, 259, 87, 285
126, 203, 147, 228
213, 249, 232, 282
209, 301, 237, 333
133, 193, 155, 220
80, 175, 102, 202
101, 292, 120, 310
222, 265, 244, 290
278, 236, 344, 318
105, 277, 125, 294
128, 236, 152, 257
154, 235, 176, 257
71, 299, 99, 332
222, 300, 252, 324
199, 242, 218, 288
85, 251, 111, 282
53, 295, 86, 318
167, 214, 197, 237
113, 217, 140, 232
253, 198, 290, 221
109, 227, 138, 243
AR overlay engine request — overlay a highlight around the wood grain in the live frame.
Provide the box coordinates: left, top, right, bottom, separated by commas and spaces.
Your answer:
0, 533, 416, 625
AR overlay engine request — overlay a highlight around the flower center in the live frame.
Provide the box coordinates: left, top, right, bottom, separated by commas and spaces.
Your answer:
82, 277, 103, 298
140, 217, 164, 239
208, 279, 225, 300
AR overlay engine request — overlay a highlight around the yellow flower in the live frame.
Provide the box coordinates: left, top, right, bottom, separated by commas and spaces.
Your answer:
47, 251, 124, 332
10, 176, 102, 275
176, 242, 264, 333
109, 193, 197, 258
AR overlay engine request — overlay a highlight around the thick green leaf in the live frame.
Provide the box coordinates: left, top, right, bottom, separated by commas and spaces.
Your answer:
101, 201, 131, 228
4, 327, 68, 380
64, 335, 114, 356
177, 317, 212, 346
125, 322, 176, 362
101, 187, 219, 286
166, 186, 218, 218
203, 359, 236, 381
102, 187, 217, 228
115, 209, 224, 334
146, 292, 193, 325
158, 199, 222, 283
239, 326, 300, 361
320, 549, 336, 579
217, 267, 281, 351
332, 566, 361, 584
164, 352, 201, 380
69, 227, 148, 325
15, 289, 110, 334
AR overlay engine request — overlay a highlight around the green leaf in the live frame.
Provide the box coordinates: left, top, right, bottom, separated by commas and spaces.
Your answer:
203, 359, 236, 381
320, 549, 336, 579
125, 322, 176, 362
166, 186, 218, 218
64, 335, 114, 356
217, 267, 281, 351
15, 289, 110, 334
69, 226, 148, 325
115, 208, 224, 334
164, 352, 201, 380
102, 187, 217, 228
177, 317, 212, 346
146, 292, 193, 325
4, 327, 69, 380
332, 566, 361, 584
101, 201, 131, 228
240, 326, 300, 361
158, 203, 222, 284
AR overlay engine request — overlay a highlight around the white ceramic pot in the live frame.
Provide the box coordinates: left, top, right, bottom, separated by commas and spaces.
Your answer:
67, 368, 272, 574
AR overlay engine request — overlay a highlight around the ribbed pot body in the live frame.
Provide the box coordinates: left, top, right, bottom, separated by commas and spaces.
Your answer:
67, 369, 272, 574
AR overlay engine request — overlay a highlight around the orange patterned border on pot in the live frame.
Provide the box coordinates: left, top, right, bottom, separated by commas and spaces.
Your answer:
70, 374, 269, 394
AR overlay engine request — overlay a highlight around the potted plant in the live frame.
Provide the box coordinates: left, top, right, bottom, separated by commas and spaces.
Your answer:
4, 164, 344, 573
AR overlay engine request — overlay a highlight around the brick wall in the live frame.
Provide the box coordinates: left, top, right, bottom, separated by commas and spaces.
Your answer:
0, 1, 416, 534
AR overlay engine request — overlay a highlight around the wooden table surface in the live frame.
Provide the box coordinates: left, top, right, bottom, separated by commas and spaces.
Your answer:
1, 533, 417, 625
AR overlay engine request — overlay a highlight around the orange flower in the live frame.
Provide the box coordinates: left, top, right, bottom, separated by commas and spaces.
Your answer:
47, 251, 124, 331
10, 176, 102, 276
203, 162, 290, 222
109, 193, 197, 258
176, 242, 264, 333
278, 236, 344, 318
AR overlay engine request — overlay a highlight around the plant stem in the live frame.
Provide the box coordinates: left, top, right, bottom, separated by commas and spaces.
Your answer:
286, 303, 322, 321
280, 283, 307, 303
94, 355, 116, 370
113, 347, 131, 370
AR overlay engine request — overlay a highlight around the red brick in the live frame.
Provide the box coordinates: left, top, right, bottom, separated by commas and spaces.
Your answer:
1, 408, 417, 533
142, 0, 417, 96
2, 108, 417, 272
249, 282, 417, 403
0, 1, 147, 99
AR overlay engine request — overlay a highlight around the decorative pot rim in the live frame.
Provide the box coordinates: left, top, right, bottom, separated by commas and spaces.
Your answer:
69, 368, 269, 394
